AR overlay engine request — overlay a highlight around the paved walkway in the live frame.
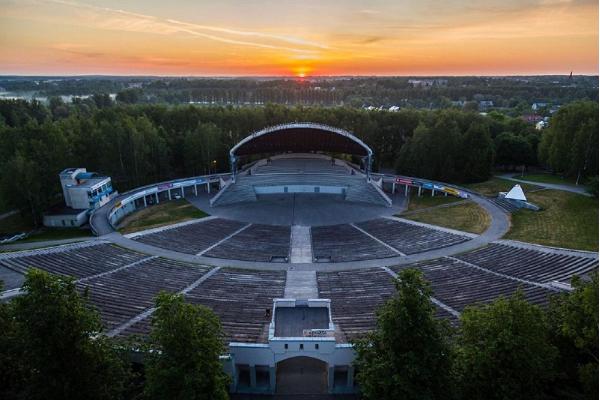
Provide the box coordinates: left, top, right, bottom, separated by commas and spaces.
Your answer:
496, 173, 591, 197
289, 226, 313, 263
284, 270, 318, 299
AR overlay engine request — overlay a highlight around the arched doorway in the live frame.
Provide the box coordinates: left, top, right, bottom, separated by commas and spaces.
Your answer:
276, 356, 328, 395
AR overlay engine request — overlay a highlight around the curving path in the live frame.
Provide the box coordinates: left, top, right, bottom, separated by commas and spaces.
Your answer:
496, 173, 591, 197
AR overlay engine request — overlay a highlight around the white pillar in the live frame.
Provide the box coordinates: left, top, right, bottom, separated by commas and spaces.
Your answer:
207, 182, 211, 194
155, 193, 159, 204
168, 189, 172, 200
194, 184, 198, 196
405, 184, 409, 196
181, 187, 185, 198
392, 182, 396, 194
445, 192, 448, 197
143, 196, 147, 207
431, 188, 435, 197
418, 186, 422, 197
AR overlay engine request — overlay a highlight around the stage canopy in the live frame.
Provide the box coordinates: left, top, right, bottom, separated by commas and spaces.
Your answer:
230, 122, 372, 158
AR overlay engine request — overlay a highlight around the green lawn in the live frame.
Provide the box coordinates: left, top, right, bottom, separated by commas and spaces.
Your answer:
402, 201, 492, 234
465, 178, 542, 197
119, 199, 209, 234
405, 191, 464, 212
512, 173, 584, 187
505, 190, 598, 251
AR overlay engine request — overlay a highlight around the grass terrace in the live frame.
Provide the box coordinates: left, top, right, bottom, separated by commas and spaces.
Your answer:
401, 201, 491, 234
505, 189, 598, 251
404, 191, 464, 212
118, 199, 209, 234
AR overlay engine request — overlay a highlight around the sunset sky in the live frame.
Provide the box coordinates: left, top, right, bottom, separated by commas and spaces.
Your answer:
0, 0, 598, 76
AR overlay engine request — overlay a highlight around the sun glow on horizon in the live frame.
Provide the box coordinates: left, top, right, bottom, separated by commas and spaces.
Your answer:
0, 0, 597, 76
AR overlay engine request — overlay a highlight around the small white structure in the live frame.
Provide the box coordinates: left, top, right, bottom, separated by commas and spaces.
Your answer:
498, 184, 540, 211
505, 184, 527, 201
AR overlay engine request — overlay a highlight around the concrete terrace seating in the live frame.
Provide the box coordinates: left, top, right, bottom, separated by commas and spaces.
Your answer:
489, 197, 520, 213
254, 158, 349, 175
79, 258, 211, 331
393, 258, 554, 312
214, 173, 388, 207
311, 224, 397, 262
205, 224, 291, 262
134, 218, 247, 255
355, 218, 469, 254
317, 268, 396, 341
123, 269, 286, 343
455, 243, 599, 284
0, 243, 147, 279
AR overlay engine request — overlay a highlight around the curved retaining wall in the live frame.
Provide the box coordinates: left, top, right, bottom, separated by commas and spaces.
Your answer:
92, 169, 472, 236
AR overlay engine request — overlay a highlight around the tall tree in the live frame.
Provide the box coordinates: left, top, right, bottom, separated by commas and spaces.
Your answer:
144, 292, 230, 400
2, 269, 128, 400
454, 291, 558, 400
539, 101, 599, 182
547, 273, 598, 398
353, 269, 453, 400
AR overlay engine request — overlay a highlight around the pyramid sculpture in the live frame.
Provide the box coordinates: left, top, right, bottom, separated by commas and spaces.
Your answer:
505, 184, 527, 201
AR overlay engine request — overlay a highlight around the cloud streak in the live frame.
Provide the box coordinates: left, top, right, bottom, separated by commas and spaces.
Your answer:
42, 0, 327, 54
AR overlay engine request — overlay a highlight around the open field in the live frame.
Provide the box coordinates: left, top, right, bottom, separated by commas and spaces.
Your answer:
505, 189, 598, 251
405, 191, 464, 212
402, 201, 491, 234
464, 178, 542, 197
119, 199, 209, 234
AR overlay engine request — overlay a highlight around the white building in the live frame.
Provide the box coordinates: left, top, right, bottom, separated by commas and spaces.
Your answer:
43, 168, 115, 227
226, 299, 356, 394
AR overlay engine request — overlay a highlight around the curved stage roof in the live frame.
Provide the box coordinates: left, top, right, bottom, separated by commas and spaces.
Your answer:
230, 122, 372, 158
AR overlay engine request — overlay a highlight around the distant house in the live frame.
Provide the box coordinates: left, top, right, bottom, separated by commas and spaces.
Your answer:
478, 100, 494, 111
408, 79, 447, 88
522, 114, 543, 123
531, 102, 548, 111
535, 121, 548, 130
388, 106, 400, 112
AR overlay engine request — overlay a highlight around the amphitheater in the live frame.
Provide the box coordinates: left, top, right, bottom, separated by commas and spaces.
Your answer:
1, 123, 597, 397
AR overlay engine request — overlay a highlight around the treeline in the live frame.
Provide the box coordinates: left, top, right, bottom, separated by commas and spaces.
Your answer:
355, 269, 598, 400
0, 99, 597, 224
0, 269, 597, 400
1, 76, 597, 110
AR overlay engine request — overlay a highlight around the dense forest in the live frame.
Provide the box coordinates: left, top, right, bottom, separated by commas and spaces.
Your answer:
0, 97, 597, 224
1, 75, 597, 111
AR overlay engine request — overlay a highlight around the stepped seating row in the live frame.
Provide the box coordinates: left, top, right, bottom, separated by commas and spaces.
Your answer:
317, 268, 458, 341
254, 158, 349, 175
214, 173, 387, 207
355, 218, 469, 254
122, 269, 286, 343
0, 243, 146, 279
489, 197, 520, 213
317, 268, 396, 341
455, 243, 599, 284
205, 224, 291, 262
79, 258, 211, 331
311, 224, 397, 262
135, 218, 247, 255
393, 258, 555, 312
